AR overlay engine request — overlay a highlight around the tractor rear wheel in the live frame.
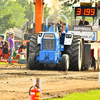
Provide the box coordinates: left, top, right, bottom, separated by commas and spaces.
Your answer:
61, 54, 69, 71
27, 34, 44, 70
63, 35, 84, 71
29, 34, 40, 56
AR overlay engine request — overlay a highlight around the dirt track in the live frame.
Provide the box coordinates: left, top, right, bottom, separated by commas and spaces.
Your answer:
0, 65, 100, 100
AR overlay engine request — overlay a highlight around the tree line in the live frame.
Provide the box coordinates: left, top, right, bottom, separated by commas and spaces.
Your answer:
0, 0, 96, 34
0, 0, 50, 33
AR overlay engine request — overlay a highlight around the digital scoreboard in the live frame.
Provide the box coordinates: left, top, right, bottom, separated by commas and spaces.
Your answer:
75, 7, 97, 17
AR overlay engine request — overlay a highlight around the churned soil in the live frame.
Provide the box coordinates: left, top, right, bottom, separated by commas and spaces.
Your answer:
0, 65, 100, 100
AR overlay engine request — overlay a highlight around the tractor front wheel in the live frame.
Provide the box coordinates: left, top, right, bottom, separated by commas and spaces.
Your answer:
28, 53, 36, 70
61, 54, 69, 71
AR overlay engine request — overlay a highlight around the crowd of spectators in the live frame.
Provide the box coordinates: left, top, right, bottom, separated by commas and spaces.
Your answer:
0, 37, 8, 60
0, 33, 26, 64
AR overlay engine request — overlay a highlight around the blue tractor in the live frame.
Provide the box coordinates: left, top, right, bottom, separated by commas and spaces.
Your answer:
27, 15, 84, 71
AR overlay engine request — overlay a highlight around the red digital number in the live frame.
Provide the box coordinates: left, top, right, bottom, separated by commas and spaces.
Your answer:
91, 9, 95, 15
76, 8, 95, 16
76, 8, 81, 15
84, 8, 90, 15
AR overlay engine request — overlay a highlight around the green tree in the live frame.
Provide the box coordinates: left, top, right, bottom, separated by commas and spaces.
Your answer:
60, 5, 74, 25
0, 0, 16, 33
16, 0, 34, 20
44, 3, 50, 20
17, 0, 50, 21
60, 0, 94, 6
0, 14, 16, 33
0, 0, 27, 33
7, 1, 27, 28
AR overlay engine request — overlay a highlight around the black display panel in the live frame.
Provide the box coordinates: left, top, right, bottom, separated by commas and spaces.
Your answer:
75, 7, 97, 17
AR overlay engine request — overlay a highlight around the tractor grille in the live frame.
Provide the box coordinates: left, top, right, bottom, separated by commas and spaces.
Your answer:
43, 39, 55, 50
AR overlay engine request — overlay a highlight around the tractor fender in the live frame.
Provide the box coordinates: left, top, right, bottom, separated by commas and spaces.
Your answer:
64, 32, 73, 45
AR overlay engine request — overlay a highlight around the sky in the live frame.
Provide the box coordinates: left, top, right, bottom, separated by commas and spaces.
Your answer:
44, 0, 51, 7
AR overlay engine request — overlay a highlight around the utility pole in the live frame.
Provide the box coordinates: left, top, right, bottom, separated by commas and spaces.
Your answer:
29, 0, 32, 21
98, 0, 100, 18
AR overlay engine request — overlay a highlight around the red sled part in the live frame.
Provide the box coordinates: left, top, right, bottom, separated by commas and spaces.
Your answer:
2, 54, 9, 59
0, 49, 3, 57
18, 48, 22, 54
0, 53, 3, 57
11, 60, 18, 63
0, 59, 8, 63
7, 60, 18, 63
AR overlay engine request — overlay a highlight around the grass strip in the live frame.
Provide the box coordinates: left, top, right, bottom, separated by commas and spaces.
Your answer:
49, 89, 100, 100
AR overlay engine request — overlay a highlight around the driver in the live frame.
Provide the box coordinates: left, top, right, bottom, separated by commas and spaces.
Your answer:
57, 20, 62, 33
79, 16, 89, 26
57, 20, 62, 37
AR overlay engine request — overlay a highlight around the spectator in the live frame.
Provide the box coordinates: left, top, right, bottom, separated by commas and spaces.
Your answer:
0, 41, 3, 49
0, 37, 3, 60
2, 41, 8, 54
79, 16, 89, 26
57, 20, 62, 33
6, 33, 9, 42
18, 42, 26, 58
8, 33, 14, 64
0, 37, 3, 49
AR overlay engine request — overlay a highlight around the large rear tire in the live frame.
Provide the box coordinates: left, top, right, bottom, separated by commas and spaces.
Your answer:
63, 35, 84, 71
27, 34, 44, 70
29, 34, 40, 56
